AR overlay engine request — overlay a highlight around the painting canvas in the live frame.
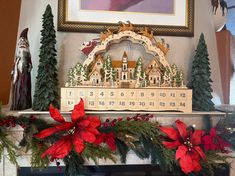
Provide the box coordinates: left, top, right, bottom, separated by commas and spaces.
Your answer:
80, 0, 174, 14
58, 0, 194, 36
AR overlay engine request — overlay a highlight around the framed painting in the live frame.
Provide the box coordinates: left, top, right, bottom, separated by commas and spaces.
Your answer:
58, 0, 194, 36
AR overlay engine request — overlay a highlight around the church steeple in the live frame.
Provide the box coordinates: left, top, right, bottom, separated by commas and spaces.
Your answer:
121, 51, 128, 80
122, 51, 128, 62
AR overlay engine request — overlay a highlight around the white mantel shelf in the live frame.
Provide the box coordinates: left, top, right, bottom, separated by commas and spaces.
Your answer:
17, 109, 226, 116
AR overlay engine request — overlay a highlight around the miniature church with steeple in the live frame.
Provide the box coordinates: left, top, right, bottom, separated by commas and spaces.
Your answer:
113, 51, 136, 82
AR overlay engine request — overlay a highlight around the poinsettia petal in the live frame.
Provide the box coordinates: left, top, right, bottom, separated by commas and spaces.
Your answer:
202, 135, 215, 151
162, 140, 181, 149
34, 122, 73, 138
159, 126, 179, 140
192, 159, 202, 172
49, 104, 65, 123
217, 137, 231, 150
176, 145, 188, 160
72, 134, 85, 153
94, 134, 105, 145
87, 128, 100, 135
210, 128, 217, 137
194, 146, 205, 159
189, 149, 200, 161
179, 153, 193, 174
34, 127, 59, 139
80, 131, 96, 143
106, 137, 117, 151
175, 120, 188, 140
71, 99, 85, 122
41, 135, 72, 159
78, 119, 90, 128
86, 116, 101, 128
191, 130, 204, 145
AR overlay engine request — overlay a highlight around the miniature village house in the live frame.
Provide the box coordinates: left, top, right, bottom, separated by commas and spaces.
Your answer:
146, 58, 162, 86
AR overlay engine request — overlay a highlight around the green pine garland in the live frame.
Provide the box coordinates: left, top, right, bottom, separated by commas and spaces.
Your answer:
0, 112, 234, 176
0, 107, 18, 166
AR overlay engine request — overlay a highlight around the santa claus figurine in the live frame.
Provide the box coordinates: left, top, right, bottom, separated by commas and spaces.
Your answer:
10, 28, 32, 110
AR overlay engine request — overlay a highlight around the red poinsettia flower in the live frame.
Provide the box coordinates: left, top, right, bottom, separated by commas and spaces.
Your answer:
34, 99, 101, 159
159, 120, 205, 174
202, 128, 231, 152
95, 133, 116, 151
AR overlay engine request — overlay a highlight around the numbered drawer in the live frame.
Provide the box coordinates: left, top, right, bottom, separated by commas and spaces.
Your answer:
127, 100, 139, 110
147, 100, 157, 110
115, 100, 128, 110
176, 91, 188, 100
117, 90, 128, 99
107, 99, 118, 109
107, 89, 117, 99
87, 89, 97, 99
137, 100, 149, 110
97, 100, 108, 110
66, 99, 76, 108
77, 90, 87, 99
147, 90, 158, 100
168, 101, 177, 108
177, 101, 187, 111
127, 90, 137, 100
66, 89, 75, 98
86, 99, 97, 109
168, 91, 177, 100
158, 101, 169, 110
137, 90, 147, 100
158, 90, 168, 100
97, 89, 107, 99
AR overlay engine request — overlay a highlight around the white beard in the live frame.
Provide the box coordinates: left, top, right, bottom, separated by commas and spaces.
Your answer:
12, 47, 30, 84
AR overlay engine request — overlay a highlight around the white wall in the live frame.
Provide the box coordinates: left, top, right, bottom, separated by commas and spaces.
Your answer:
17, 0, 223, 105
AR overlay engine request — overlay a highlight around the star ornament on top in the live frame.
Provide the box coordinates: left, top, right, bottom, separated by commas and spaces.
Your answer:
34, 99, 101, 160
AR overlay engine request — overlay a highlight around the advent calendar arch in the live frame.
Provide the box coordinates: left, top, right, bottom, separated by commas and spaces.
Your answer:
83, 30, 171, 72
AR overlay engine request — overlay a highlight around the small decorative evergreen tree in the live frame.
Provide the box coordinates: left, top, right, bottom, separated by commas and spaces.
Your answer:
32, 5, 59, 111
191, 33, 214, 111
134, 57, 144, 81
103, 55, 116, 82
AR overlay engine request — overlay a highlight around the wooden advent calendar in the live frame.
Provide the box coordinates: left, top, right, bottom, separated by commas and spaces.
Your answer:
61, 22, 192, 113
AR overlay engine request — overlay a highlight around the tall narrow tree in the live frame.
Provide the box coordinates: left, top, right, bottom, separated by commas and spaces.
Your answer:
191, 33, 214, 111
32, 5, 59, 110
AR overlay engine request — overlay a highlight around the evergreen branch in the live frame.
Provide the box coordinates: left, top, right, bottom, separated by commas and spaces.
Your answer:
0, 132, 18, 166
64, 151, 88, 176
81, 143, 116, 164
30, 139, 50, 168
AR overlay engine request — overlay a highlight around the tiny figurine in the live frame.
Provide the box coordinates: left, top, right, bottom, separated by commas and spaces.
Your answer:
11, 28, 32, 110
81, 40, 98, 56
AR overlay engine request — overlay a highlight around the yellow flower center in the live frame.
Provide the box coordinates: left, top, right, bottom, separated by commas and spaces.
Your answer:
68, 127, 76, 135
184, 138, 193, 151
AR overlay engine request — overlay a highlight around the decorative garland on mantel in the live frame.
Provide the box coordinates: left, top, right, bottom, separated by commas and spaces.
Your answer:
0, 102, 234, 176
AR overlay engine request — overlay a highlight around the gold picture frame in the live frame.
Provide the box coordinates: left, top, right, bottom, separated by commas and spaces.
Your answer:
58, 0, 194, 37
